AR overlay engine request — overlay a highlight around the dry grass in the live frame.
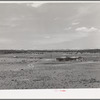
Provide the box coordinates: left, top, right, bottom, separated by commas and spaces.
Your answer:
0, 52, 99, 89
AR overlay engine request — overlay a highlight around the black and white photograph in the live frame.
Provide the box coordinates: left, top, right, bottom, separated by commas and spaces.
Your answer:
0, 1, 100, 91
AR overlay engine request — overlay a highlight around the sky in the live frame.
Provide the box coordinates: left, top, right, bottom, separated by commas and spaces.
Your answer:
0, 2, 100, 50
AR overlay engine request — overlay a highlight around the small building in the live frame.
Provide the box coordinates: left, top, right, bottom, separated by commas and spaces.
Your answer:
56, 56, 83, 61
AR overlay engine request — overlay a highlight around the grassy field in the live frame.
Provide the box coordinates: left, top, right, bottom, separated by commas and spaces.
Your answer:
0, 51, 100, 89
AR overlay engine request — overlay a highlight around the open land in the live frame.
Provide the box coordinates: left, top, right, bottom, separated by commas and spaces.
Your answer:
0, 50, 100, 89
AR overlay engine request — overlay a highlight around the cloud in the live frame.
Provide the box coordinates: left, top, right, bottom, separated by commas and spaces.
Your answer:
27, 3, 45, 8
75, 27, 99, 32
34, 32, 90, 45
72, 22, 80, 25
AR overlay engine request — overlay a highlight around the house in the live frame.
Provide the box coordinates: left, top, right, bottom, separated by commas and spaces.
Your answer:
56, 56, 83, 61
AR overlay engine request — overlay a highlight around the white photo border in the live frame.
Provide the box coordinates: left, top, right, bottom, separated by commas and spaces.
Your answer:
0, 1, 100, 99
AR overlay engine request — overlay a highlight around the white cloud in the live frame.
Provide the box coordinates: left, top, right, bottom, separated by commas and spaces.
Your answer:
35, 32, 90, 45
72, 22, 80, 25
27, 3, 45, 8
76, 27, 99, 32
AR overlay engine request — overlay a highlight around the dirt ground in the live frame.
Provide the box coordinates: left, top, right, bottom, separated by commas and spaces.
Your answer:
0, 52, 100, 89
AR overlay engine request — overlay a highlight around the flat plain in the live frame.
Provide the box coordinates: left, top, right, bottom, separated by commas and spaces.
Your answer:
0, 50, 100, 89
